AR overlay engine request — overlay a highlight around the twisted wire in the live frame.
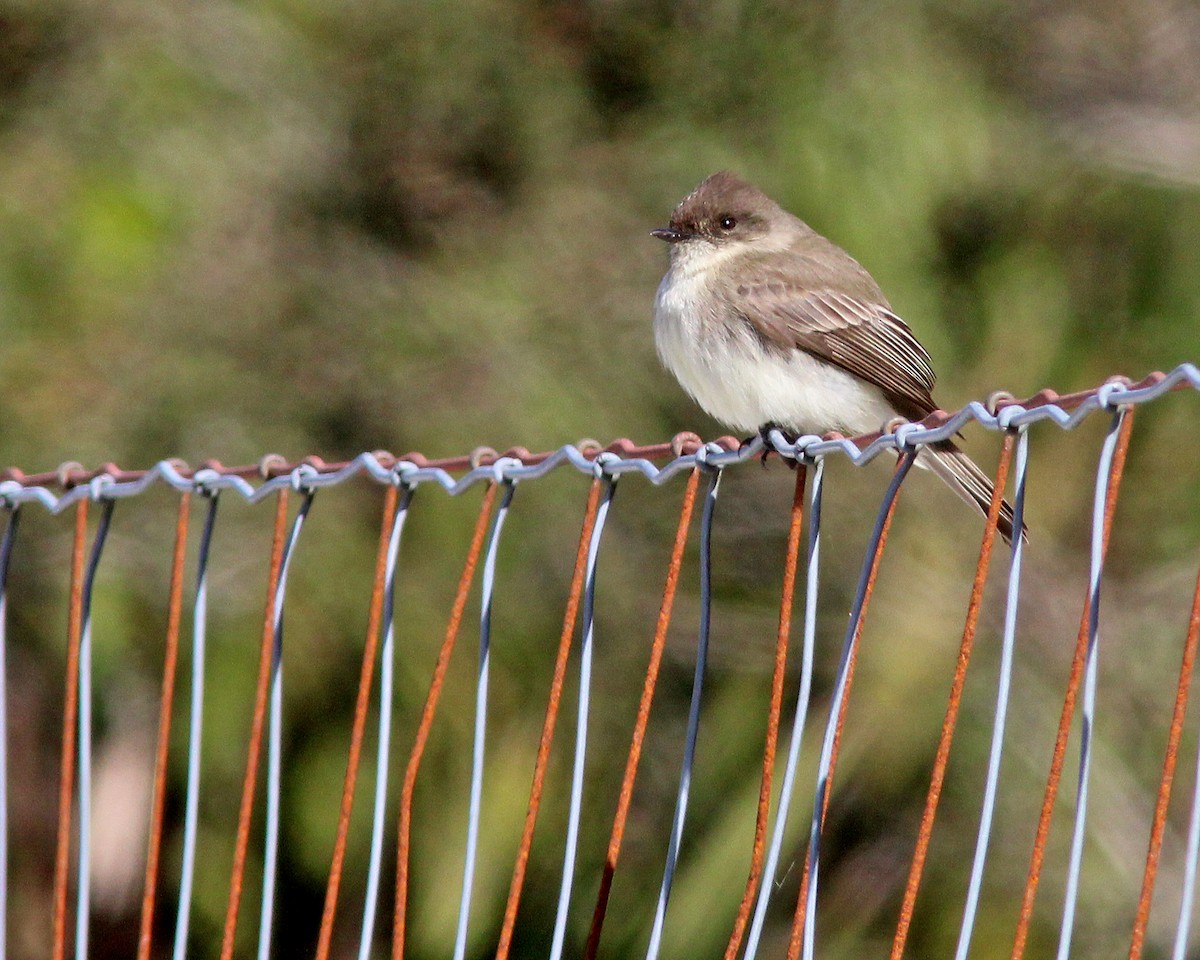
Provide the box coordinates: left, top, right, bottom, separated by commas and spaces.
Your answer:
1, 367, 1195, 511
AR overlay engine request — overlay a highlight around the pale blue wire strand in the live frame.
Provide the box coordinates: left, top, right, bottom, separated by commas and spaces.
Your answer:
173, 491, 219, 960
76, 496, 115, 960
358, 483, 414, 960
1055, 408, 1126, 960
453, 480, 517, 960
802, 451, 916, 960
0, 506, 19, 960
954, 428, 1030, 960
1172, 704, 1200, 959
549, 475, 618, 960
256, 490, 315, 960
644, 465, 723, 960
0, 365, 1197, 514
744, 456, 825, 960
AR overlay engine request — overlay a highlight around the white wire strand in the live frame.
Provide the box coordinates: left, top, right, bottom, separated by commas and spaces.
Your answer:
1173, 698, 1200, 959
0, 507, 19, 960
76, 497, 115, 960
1055, 408, 1127, 960
802, 452, 915, 960
173, 493, 219, 960
358, 484, 414, 960
743, 456, 824, 960
256, 489, 315, 960
645, 465, 722, 960
549, 475, 618, 960
453, 479, 517, 960
954, 428, 1030, 959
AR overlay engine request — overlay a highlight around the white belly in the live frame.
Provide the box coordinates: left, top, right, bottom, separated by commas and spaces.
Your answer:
653, 267, 895, 437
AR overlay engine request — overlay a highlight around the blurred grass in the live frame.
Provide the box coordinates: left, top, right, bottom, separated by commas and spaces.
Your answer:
2, 0, 1200, 958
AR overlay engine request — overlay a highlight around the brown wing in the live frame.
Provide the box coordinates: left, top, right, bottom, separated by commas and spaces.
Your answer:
733, 279, 939, 421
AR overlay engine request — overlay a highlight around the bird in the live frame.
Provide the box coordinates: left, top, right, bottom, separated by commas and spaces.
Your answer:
651, 170, 1023, 544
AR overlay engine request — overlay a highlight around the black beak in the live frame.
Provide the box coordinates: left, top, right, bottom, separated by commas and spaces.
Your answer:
651, 227, 685, 243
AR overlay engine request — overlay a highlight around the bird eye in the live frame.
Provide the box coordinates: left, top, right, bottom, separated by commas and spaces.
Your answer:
719, 216, 737, 230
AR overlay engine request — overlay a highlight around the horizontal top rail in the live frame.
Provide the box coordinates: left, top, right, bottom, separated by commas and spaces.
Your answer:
0, 364, 1196, 513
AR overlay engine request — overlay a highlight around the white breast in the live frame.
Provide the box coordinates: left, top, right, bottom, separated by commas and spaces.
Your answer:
653, 259, 895, 437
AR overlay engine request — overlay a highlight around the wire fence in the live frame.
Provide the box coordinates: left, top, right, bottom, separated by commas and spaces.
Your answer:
2, 363, 1200, 960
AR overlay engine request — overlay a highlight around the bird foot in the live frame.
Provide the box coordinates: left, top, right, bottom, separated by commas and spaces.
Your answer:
743, 423, 800, 469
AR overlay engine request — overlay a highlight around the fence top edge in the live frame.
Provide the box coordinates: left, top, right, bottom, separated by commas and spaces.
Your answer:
0, 363, 1195, 511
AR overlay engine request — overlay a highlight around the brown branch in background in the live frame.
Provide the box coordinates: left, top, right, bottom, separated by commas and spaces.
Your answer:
723, 465, 808, 960
890, 434, 1014, 960
1010, 409, 1135, 960
393, 484, 498, 960
220, 490, 290, 960
53, 500, 90, 960
137, 493, 192, 960
315, 484, 399, 960
584, 468, 701, 960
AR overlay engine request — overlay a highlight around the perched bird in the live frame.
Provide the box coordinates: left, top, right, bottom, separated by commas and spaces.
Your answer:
652, 171, 1022, 544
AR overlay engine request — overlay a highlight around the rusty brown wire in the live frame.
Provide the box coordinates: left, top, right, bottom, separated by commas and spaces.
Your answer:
393, 483, 498, 960
785, 455, 909, 960
136, 492, 191, 960
52, 499, 89, 960
494, 478, 603, 960
1010, 408, 1135, 960
583, 467, 701, 960
723, 465, 808, 960
314, 484, 400, 960
220, 489, 291, 960
1127, 544, 1200, 959
889, 434, 1014, 960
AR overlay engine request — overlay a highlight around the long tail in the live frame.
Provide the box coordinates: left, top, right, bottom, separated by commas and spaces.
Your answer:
918, 442, 1027, 546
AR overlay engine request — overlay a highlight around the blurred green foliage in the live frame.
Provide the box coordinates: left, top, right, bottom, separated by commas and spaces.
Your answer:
2, 0, 1200, 958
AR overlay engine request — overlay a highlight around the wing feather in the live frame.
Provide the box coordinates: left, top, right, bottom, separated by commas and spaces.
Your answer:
734, 278, 938, 420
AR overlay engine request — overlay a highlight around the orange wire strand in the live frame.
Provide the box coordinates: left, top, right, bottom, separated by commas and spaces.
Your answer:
723, 465, 808, 960
220, 489, 290, 960
1010, 409, 1135, 960
393, 483, 498, 960
1127, 544, 1200, 958
52, 499, 89, 960
785, 456, 908, 960
494, 478, 603, 960
583, 467, 701, 960
136, 492, 191, 960
890, 435, 1014, 960
315, 484, 399, 960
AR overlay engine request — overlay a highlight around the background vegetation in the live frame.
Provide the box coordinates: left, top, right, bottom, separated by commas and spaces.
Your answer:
2, 0, 1200, 957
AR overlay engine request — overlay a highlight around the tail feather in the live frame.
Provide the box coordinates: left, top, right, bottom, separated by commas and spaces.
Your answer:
918, 443, 1028, 546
